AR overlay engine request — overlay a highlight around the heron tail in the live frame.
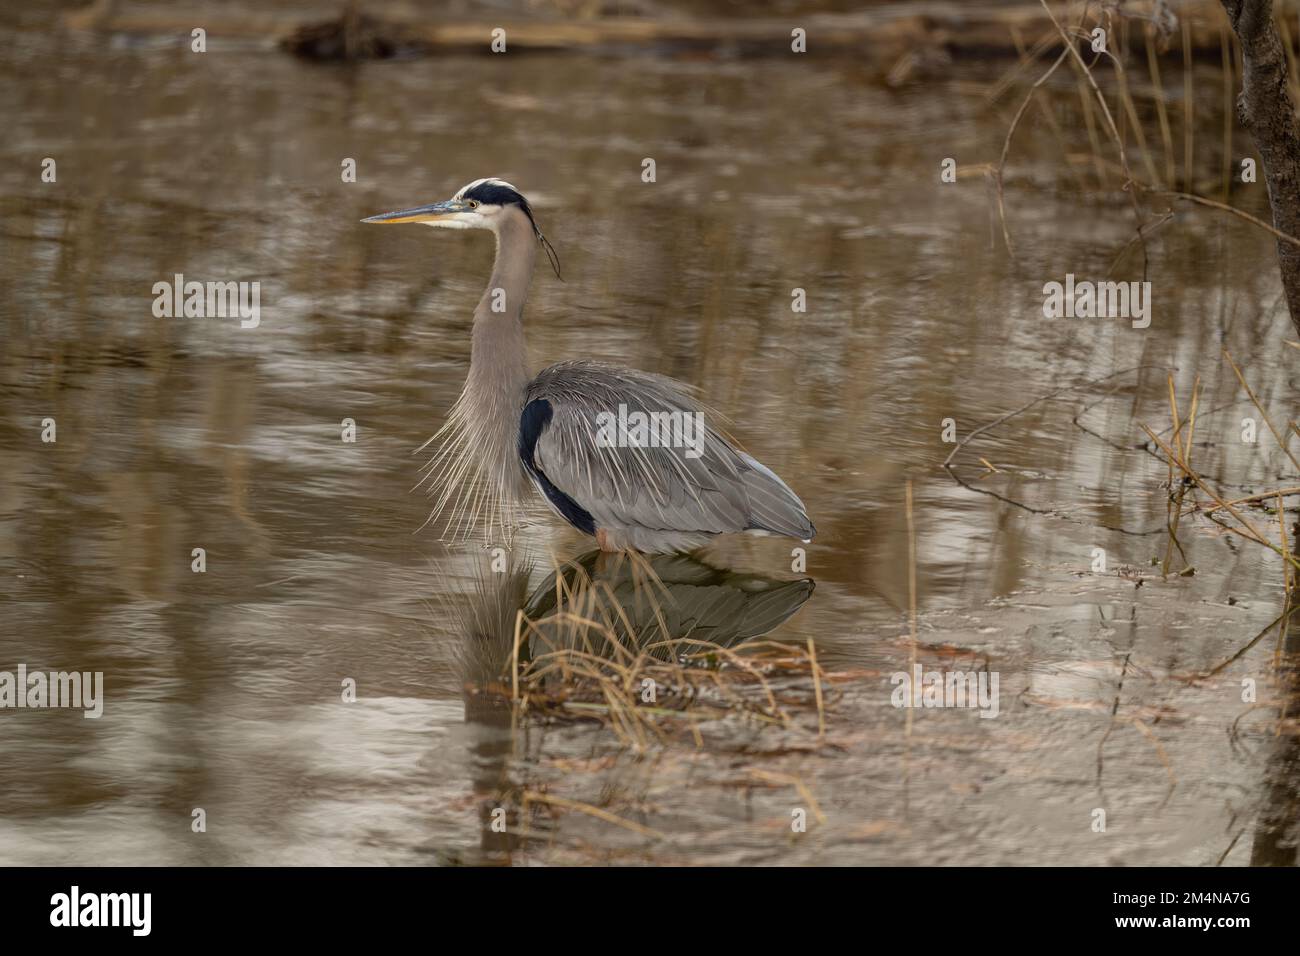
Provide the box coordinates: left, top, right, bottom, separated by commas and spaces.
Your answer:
737, 452, 816, 542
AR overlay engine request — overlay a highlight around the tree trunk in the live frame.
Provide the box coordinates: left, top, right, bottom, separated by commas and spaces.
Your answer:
1222, 0, 1300, 339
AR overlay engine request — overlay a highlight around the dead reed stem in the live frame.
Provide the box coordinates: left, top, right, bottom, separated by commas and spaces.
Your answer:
905, 480, 918, 742
1223, 348, 1300, 473
1146, 24, 1177, 186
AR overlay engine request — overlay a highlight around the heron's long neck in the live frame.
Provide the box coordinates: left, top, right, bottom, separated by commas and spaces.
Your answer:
451, 211, 537, 518
468, 212, 535, 400
425, 209, 541, 542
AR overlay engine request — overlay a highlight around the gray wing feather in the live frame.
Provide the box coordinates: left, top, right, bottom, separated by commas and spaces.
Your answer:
525, 362, 814, 546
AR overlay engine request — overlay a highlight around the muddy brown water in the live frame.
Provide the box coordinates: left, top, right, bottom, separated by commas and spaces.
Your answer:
1, 4, 1298, 864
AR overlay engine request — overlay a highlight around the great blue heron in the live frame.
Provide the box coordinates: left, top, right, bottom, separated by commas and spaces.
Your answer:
363, 178, 815, 553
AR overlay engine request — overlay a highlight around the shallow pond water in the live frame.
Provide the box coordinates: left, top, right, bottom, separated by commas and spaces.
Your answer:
1, 3, 1298, 865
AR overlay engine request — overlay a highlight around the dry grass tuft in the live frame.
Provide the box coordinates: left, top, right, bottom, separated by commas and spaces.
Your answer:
462, 551, 831, 750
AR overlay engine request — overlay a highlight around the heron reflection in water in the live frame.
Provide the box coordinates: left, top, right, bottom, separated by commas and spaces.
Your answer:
364, 179, 815, 553
450, 549, 814, 699
447, 548, 811, 860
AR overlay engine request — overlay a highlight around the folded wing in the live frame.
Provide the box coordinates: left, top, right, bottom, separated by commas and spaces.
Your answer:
519, 361, 814, 549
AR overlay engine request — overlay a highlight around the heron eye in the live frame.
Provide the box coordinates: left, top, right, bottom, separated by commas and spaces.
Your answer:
467, 200, 480, 209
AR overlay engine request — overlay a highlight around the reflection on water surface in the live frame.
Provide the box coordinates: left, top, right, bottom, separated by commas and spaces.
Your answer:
1, 2, 1298, 865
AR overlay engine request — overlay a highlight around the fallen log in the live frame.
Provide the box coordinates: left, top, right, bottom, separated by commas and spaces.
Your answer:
59, 0, 1298, 63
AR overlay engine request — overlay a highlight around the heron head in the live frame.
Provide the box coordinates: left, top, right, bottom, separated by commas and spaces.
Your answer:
362, 177, 561, 277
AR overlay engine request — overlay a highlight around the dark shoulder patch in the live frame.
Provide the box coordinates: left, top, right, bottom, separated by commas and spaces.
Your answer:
519, 397, 553, 464
518, 399, 597, 536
